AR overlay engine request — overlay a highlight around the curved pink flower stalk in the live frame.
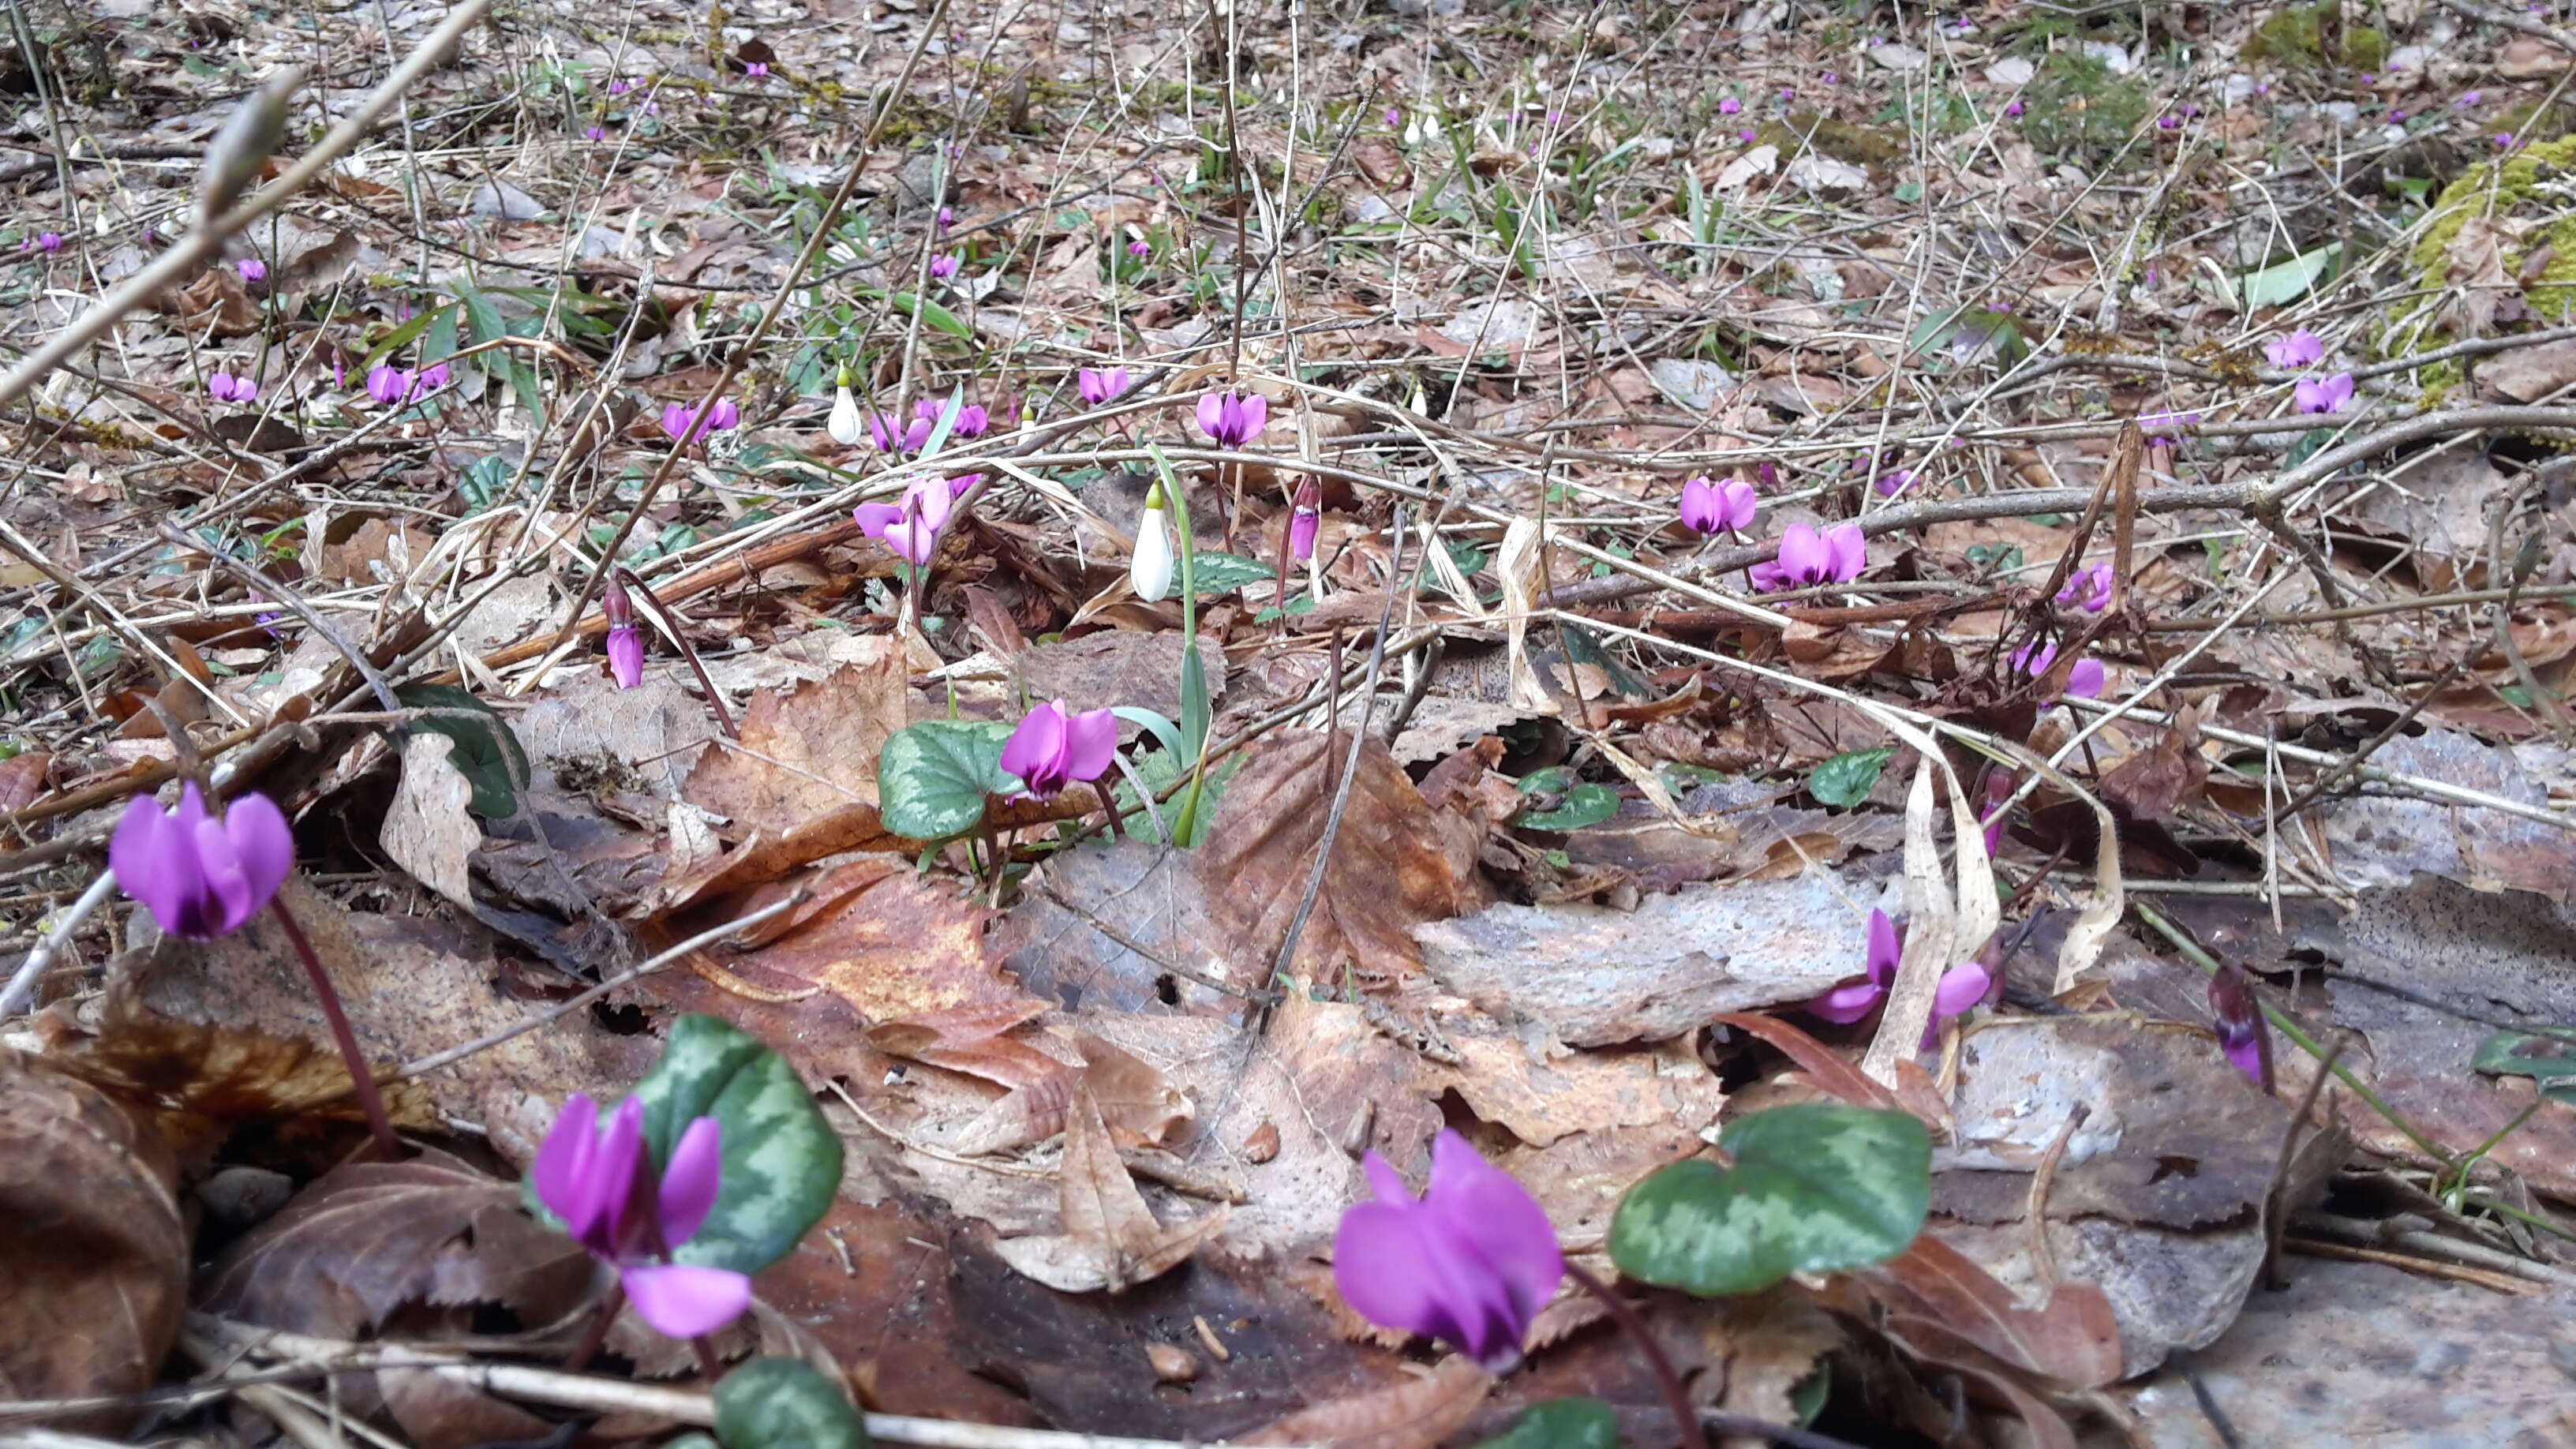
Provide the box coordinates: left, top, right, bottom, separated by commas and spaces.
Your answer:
1332, 1129, 1563, 1374
110, 784, 293, 939
1194, 389, 1268, 448
998, 699, 1118, 799
534, 1095, 751, 1339
1679, 476, 1755, 535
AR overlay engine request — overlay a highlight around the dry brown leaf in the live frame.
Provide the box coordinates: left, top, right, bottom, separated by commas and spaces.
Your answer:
2441, 219, 2526, 338
0, 1049, 187, 1432
990, 1085, 1228, 1292
1873, 1235, 2124, 1389
1711, 1286, 1843, 1429
1238, 1356, 1493, 1447
951, 1032, 1192, 1155
2097, 713, 2207, 824
1195, 731, 1484, 982
683, 657, 912, 832
203, 1147, 590, 1336
163, 265, 259, 333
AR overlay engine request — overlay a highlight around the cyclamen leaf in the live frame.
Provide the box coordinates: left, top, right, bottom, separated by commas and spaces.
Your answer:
1808, 747, 1892, 808
713, 1357, 871, 1449
620, 1015, 843, 1275
393, 683, 529, 817
877, 721, 1017, 842
1608, 1102, 1930, 1297
1475, 1398, 1621, 1449
1185, 552, 1275, 595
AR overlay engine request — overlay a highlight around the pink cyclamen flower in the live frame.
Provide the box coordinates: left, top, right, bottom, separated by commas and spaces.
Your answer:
913, 397, 988, 437
745, 62, 769, 80
1333, 1129, 1563, 1375
1874, 468, 1919, 498
534, 1094, 751, 1340
1739, 127, 1759, 143
1384, 107, 1401, 126
1979, 769, 2016, 857
1748, 522, 1866, 591
604, 574, 642, 689
110, 784, 293, 939
2266, 330, 2325, 368
1719, 96, 1741, 114
235, 258, 267, 283
1196, 389, 1269, 448
1805, 908, 1993, 1045
416, 361, 451, 392
2056, 561, 2114, 612
31, 231, 62, 253
1128, 239, 1151, 259
999, 699, 1119, 799
2005, 100, 2024, 117
2293, 371, 2354, 414
1679, 475, 1755, 535
608, 78, 632, 95
1289, 478, 1322, 560
2494, 133, 2517, 148
2458, 91, 2482, 107
927, 253, 960, 279
868, 410, 933, 454
586, 125, 605, 141
1077, 366, 1130, 406
854, 477, 953, 565
937, 206, 953, 232
2208, 967, 2271, 1090
2391, 110, 2407, 122
366, 365, 412, 406
662, 399, 739, 443
208, 373, 256, 404
2010, 638, 2105, 698
2158, 114, 2178, 129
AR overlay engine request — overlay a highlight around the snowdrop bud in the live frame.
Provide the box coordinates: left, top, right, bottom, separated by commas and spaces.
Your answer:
1133, 485, 1174, 602
827, 385, 864, 445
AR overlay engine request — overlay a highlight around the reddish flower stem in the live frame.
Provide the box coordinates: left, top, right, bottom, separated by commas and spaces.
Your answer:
266, 895, 403, 1162
566, 1279, 626, 1371
1564, 1260, 1707, 1449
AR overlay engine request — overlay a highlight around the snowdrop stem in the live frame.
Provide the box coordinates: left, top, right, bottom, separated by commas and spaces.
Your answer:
267, 895, 403, 1163
615, 568, 736, 739
1564, 1261, 1707, 1449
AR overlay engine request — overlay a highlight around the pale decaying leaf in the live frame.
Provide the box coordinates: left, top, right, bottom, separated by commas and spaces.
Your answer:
1238, 1355, 1493, 1448
1866, 758, 1960, 1085
950, 1032, 1193, 1156
2440, 218, 2525, 339
382, 732, 481, 913
1496, 517, 1556, 713
990, 1084, 1228, 1293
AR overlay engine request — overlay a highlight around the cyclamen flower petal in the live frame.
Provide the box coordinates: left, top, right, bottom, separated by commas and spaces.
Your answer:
2265, 329, 2325, 368
1194, 390, 1268, 448
1874, 468, 1919, 497
236, 258, 267, 283
366, 365, 410, 406
605, 625, 643, 688
534, 1094, 747, 1339
927, 253, 960, 279
2066, 657, 2106, 698
1679, 476, 1756, 535
1000, 699, 1119, 798
1332, 1130, 1563, 1374
1805, 908, 1900, 1021
2294, 371, 2354, 414
1289, 480, 1322, 561
622, 1263, 754, 1339
110, 784, 294, 940
2055, 561, 2114, 612
657, 1115, 723, 1245
1078, 367, 1130, 406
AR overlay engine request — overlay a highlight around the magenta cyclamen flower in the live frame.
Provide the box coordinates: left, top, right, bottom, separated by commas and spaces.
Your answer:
868, 410, 933, 454
745, 62, 769, 80
999, 699, 1118, 798
1127, 239, 1151, 259
2009, 638, 2106, 698
2055, 560, 2113, 612
604, 574, 642, 689
1804, 908, 1993, 1044
1195, 389, 1269, 448
1979, 768, 2016, 857
31, 231, 62, 253
927, 253, 960, 279
1719, 96, 1741, 114
854, 477, 953, 565
235, 258, 267, 283
1875, 468, 1919, 498
534, 1095, 751, 1339
1679, 475, 1755, 535
1077, 366, 1130, 406
662, 398, 740, 443
2005, 99, 2024, 117
417, 361, 451, 392
110, 784, 293, 939
2266, 329, 2325, 368
208, 373, 256, 404
1289, 478, 1322, 560
2293, 372, 2354, 414
2208, 968, 2272, 1090
586, 125, 605, 141
1748, 521, 1865, 591
912, 397, 989, 437
1333, 1129, 1563, 1374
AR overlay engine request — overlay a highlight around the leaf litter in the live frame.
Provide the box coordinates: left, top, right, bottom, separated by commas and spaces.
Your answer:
6, 0, 2576, 1445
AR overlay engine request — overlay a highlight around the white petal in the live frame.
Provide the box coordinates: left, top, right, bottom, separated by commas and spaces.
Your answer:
826, 387, 865, 446
1132, 505, 1174, 602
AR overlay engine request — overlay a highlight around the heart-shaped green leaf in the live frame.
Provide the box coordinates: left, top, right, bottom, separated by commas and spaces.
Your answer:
1807, 747, 1891, 808
1609, 1102, 1930, 1297
623, 1014, 843, 1275
1186, 551, 1276, 596
877, 720, 1017, 842
394, 683, 529, 817
1476, 1397, 1621, 1449
713, 1357, 870, 1449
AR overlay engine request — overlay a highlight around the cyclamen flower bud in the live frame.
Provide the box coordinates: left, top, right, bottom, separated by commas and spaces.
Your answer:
1289, 479, 1321, 560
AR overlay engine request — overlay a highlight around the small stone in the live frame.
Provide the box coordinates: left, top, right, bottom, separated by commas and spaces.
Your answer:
1146, 1343, 1199, 1382
197, 1166, 294, 1234
1243, 1120, 1281, 1164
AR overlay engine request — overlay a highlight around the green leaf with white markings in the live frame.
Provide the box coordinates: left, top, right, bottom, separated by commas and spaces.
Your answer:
713, 1357, 870, 1449
1609, 1102, 1930, 1297
1475, 1398, 1621, 1449
619, 1015, 842, 1275
877, 720, 1018, 842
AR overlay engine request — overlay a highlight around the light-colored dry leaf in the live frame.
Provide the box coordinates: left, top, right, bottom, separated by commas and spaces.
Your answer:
1238, 1356, 1492, 1448
383, 732, 481, 912
990, 1086, 1228, 1293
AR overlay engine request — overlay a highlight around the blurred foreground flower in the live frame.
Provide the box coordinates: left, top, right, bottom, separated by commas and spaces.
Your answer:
1333, 1129, 1563, 1374
534, 1095, 750, 1339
